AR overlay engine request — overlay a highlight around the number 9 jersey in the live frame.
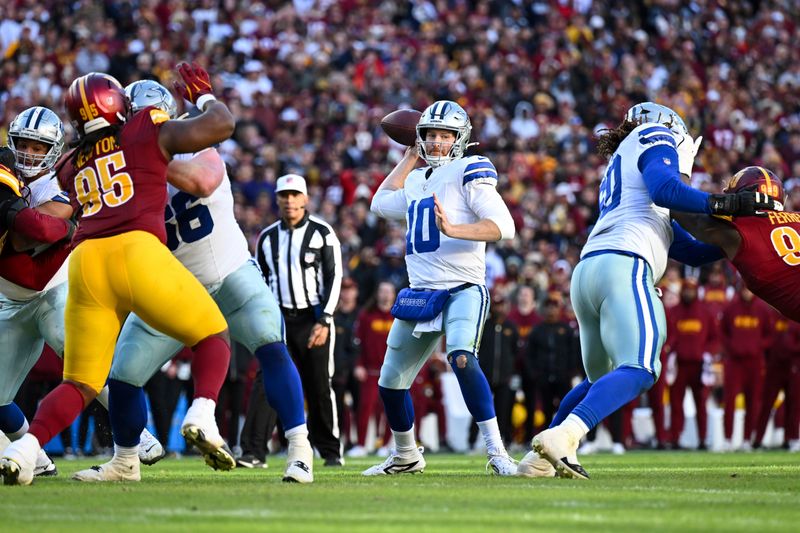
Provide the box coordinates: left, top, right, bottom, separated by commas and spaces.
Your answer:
728, 212, 800, 322
58, 106, 171, 245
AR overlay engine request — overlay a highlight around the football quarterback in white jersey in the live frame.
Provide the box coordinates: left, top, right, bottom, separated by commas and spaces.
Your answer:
368, 100, 518, 476
74, 81, 314, 484
522, 102, 775, 480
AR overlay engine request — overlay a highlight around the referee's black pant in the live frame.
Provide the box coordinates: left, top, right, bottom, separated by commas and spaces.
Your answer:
282, 308, 341, 461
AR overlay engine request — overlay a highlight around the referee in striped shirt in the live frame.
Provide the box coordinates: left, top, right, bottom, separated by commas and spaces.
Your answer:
256, 174, 344, 466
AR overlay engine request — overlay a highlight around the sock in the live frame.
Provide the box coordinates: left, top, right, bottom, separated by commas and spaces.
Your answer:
285, 423, 309, 445
114, 443, 138, 463
549, 379, 592, 428
562, 414, 590, 442
571, 367, 654, 430
255, 342, 306, 431
28, 382, 86, 446
448, 350, 495, 422
378, 386, 415, 432
108, 379, 147, 448
0, 403, 28, 439
477, 417, 506, 456
191, 335, 231, 402
392, 428, 417, 458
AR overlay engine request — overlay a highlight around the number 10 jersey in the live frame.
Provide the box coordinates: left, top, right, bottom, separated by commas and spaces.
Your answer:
371, 155, 512, 290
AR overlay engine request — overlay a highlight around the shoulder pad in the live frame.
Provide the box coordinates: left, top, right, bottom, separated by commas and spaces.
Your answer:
0, 164, 22, 196
632, 122, 677, 149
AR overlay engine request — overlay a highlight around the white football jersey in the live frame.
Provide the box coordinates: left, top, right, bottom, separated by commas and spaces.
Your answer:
166, 152, 250, 286
0, 171, 70, 300
371, 155, 512, 290
582, 122, 680, 281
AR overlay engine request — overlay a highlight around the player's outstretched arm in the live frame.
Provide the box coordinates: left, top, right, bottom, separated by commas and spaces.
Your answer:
158, 62, 235, 157
166, 148, 225, 198
671, 211, 741, 259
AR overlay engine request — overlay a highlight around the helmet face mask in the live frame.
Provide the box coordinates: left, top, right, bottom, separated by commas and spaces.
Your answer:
625, 102, 689, 138
65, 73, 130, 136
416, 100, 472, 168
725, 166, 785, 209
125, 80, 177, 119
7, 106, 65, 179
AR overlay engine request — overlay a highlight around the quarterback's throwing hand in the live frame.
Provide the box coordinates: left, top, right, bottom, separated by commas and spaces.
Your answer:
174, 62, 215, 110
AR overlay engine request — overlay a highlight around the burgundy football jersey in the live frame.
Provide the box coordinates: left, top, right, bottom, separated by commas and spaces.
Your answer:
59, 107, 170, 246
729, 211, 800, 322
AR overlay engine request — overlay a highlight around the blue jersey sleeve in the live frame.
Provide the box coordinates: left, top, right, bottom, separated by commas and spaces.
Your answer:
668, 220, 724, 266
638, 145, 711, 214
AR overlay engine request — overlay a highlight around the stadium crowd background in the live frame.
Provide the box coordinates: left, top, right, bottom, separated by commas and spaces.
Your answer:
2, 0, 800, 455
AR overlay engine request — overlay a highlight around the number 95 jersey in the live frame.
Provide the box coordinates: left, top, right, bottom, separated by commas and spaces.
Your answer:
58, 106, 171, 246
371, 155, 513, 290
582, 123, 680, 281
165, 152, 250, 286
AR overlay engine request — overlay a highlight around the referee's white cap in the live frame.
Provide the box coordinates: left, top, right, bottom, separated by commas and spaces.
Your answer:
276, 174, 307, 195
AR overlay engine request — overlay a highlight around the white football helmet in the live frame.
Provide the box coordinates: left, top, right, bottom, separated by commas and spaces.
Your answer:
7, 106, 65, 179
625, 102, 689, 137
416, 100, 472, 168
125, 79, 178, 119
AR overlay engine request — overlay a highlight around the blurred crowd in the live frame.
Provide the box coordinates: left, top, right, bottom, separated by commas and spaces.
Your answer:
3, 0, 800, 455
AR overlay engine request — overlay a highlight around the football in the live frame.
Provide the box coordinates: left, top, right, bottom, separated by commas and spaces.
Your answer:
380, 109, 422, 146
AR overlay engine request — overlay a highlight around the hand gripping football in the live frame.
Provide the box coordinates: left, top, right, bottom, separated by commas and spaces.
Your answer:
381, 109, 422, 146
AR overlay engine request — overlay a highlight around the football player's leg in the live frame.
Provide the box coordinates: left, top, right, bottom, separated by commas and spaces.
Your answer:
218, 262, 312, 482
365, 321, 436, 475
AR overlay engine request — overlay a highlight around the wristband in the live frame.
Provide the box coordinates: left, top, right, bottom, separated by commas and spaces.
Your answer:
196, 94, 217, 112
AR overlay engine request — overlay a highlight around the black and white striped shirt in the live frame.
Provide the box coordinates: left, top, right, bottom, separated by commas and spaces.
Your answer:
256, 212, 343, 317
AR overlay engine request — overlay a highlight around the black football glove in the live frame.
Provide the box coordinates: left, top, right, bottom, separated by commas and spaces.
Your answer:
0, 195, 26, 228
707, 190, 775, 216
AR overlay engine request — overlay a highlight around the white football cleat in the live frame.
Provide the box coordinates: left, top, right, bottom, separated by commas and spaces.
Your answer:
486, 452, 518, 476
345, 445, 368, 458
0, 433, 40, 486
516, 450, 556, 478
181, 398, 235, 471
532, 427, 590, 480
362, 447, 426, 476
283, 440, 314, 483
73, 459, 141, 482
138, 428, 166, 465
34, 449, 58, 477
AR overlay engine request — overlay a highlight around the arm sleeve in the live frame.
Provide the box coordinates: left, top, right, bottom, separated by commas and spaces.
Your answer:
464, 183, 516, 240
668, 221, 725, 266
11, 208, 72, 243
319, 227, 343, 317
638, 145, 711, 213
370, 189, 408, 220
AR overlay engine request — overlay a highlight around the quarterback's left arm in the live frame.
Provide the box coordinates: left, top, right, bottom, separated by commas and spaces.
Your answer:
433, 192, 513, 241
166, 148, 225, 198
309, 227, 344, 348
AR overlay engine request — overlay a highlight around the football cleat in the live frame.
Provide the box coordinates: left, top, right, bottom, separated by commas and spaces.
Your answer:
34, 449, 58, 477
73, 459, 140, 482
516, 450, 556, 478
532, 427, 590, 480
138, 428, 166, 465
237, 454, 268, 469
486, 452, 518, 476
283, 441, 313, 483
362, 447, 426, 476
0, 434, 40, 486
345, 445, 368, 458
181, 398, 236, 471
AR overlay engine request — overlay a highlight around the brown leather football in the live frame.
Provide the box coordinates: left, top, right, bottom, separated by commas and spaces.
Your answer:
380, 109, 422, 146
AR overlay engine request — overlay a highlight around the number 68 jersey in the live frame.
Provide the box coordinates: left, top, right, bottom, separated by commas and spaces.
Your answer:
728, 212, 800, 322
371, 155, 514, 290
166, 152, 250, 286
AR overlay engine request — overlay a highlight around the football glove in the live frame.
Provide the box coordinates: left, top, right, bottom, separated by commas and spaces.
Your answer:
676, 134, 702, 177
0, 195, 25, 228
174, 62, 216, 111
707, 190, 775, 216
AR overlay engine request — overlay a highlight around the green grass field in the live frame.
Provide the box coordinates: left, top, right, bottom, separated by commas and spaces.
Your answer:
2, 452, 799, 532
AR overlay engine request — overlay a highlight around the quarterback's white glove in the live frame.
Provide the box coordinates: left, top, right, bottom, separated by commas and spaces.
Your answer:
676, 134, 702, 177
